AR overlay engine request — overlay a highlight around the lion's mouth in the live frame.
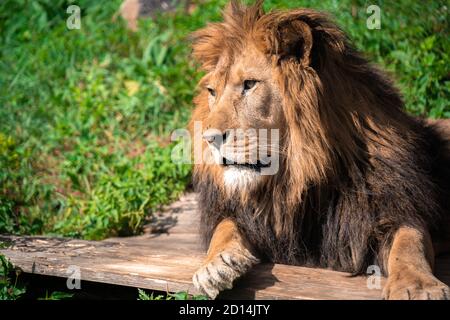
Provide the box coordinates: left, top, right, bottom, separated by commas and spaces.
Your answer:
221, 157, 271, 172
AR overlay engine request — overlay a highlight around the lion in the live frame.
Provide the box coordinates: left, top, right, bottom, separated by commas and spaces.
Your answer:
188, 0, 450, 300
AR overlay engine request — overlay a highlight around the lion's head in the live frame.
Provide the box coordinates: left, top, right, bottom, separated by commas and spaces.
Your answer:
188, 1, 428, 271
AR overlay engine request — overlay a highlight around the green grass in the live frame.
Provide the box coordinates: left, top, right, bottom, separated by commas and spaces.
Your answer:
0, 0, 448, 240
0, 253, 26, 300
137, 288, 208, 300
0, 0, 195, 239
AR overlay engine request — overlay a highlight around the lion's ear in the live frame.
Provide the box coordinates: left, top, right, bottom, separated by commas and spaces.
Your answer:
264, 19, 313, 66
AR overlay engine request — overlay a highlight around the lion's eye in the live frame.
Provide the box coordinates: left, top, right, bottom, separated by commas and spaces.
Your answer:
207, 87, 216, 97
243, 80, 257, 93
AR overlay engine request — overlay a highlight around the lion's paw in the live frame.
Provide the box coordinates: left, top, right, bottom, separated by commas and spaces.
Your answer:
383, 272, 449, 300
193, 249, 259, 299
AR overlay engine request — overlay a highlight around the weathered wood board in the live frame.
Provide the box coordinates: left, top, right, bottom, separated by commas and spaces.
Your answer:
1, 193, 449, 300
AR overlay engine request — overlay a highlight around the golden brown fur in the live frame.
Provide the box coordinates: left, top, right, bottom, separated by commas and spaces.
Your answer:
189, 1, 450, 299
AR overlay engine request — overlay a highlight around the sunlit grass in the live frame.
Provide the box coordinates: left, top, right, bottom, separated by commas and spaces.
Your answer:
0, 0, 448, 239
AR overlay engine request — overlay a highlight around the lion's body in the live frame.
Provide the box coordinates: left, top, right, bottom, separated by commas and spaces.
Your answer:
189, 1, 450, 299
195, 118, 450, 274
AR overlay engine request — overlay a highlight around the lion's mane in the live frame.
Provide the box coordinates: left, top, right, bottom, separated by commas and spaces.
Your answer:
189, 1, 450, 274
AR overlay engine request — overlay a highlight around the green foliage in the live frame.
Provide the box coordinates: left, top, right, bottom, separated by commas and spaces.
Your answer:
38, 291, 74, 300
0, 0, 448, 238
137, 288, 208, 300
0, 254, 26, 300
0, 0, 192, 239
170, 291, 209, 300
1, 252, 74, 301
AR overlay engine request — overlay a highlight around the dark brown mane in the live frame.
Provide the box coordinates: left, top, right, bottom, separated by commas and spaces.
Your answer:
190, 1, 450, 275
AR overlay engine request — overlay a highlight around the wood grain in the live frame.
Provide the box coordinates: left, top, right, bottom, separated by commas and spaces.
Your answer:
1, 193, 448, 300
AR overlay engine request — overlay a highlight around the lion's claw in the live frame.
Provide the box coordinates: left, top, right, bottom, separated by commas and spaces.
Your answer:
193, 250, 259, 299
383, 272, 450, 300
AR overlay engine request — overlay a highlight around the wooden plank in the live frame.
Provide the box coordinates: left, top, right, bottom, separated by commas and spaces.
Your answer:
0, 193, 449, 300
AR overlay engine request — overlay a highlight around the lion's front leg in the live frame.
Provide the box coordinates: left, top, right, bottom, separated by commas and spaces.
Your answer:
193, 219, 259, 299
383, 226, 449, 300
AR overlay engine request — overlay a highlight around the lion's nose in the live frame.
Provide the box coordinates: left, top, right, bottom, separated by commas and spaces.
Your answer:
203, 129, 228, 148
